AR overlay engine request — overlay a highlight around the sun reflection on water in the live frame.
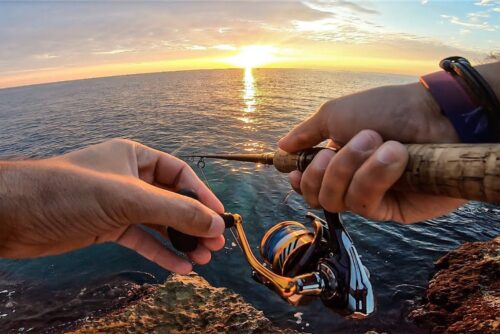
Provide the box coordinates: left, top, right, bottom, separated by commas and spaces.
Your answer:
243, 67, 256, 113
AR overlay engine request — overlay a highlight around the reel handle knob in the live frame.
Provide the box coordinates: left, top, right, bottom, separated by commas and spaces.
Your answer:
167, 190, 236, 253
167, 189, 200, 253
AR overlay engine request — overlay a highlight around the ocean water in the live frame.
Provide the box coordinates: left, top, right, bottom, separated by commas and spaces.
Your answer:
0, 69, 498, 334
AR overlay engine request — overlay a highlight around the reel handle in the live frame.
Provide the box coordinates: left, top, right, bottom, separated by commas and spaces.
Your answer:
167, 189, 236, 253
167, 189, 200, 253
273, 143, 500, 203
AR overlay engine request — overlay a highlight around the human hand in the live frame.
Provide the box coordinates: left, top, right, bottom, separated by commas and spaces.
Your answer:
0, 139, 225, 274
279, 82, 467, 223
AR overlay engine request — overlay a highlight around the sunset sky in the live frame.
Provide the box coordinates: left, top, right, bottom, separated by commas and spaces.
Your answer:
1, 0, 499, 89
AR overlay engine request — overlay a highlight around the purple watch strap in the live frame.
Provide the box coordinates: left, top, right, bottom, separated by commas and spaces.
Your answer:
420, 71, 491, 143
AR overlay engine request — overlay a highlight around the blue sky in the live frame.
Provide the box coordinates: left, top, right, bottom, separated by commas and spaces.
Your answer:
373, 0, 498, 50
0, 1, 498, 88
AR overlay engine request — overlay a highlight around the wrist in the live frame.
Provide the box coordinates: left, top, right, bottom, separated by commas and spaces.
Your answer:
405, 82, 460, 143
421, 59, 500, 143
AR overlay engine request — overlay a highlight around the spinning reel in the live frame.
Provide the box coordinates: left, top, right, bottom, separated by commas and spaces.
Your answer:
221, 210, 375, 318
169, 189, 374, 318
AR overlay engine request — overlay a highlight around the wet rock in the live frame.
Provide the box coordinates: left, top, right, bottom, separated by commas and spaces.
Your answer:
409, 237, 499, 334
67, 272, 302, 334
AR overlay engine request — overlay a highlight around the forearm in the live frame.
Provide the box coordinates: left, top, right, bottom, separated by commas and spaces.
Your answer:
0, 160, 52, 250
0, 161, 22, 247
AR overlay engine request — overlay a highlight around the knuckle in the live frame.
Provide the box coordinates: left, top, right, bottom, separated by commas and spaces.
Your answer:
108, 138, 133, 146
318, 99, 336, 113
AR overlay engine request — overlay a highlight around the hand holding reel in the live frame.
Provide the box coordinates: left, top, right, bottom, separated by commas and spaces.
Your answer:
168, 194, 375, 318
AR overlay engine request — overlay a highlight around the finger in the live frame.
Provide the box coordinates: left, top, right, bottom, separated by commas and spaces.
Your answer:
135, 185, 225, 238
144, 223, 222, 253
144, 224, 170, 239
187, 244, 212, 265
278, 108, 329, 152
200, 235, 225, 251
344, 141, 408, 221
172, 164, 224, 213
300, 148, 336, 208
289, 170, 302, 194
135, 144, 224, 213
116, 225, 192, 274
318, 130, 382, 212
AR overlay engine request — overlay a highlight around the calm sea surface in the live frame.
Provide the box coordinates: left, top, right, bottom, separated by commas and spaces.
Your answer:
0, 69, 499, 333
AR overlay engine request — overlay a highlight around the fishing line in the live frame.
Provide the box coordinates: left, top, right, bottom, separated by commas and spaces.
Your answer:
195, 159, 243, 252
170, 143, 189, 156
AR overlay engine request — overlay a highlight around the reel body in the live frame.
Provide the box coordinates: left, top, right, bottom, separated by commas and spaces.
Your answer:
228, 211, 375, 318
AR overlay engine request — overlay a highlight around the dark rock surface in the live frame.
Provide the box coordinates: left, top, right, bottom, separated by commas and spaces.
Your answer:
67, 272, 302, 334
409, 237, 499, 334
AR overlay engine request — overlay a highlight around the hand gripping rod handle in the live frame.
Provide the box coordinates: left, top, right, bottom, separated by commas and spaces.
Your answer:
273, 144, 500, 204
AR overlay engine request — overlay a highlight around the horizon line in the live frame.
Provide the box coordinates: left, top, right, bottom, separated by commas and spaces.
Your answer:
0, 66, 417, 91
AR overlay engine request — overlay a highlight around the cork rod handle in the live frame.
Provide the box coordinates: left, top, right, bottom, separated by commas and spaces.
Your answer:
396, 143, 499, 203
273, 144, 500, 204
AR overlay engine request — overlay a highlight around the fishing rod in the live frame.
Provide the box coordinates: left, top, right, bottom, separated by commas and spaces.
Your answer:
182, 143, 500, 204
167, 143, 499, 319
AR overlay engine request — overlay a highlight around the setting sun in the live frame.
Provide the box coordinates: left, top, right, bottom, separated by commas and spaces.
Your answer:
226, 45, 277, 69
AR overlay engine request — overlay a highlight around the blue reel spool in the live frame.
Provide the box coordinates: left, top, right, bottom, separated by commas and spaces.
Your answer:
260, 221, 315, 276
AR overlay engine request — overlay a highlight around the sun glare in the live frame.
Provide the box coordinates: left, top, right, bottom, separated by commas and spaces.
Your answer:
226, 45, 277, 69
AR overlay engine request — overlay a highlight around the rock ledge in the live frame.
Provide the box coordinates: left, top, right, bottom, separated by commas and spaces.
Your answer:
67, 272, 300, 334
409, 237, 499, 334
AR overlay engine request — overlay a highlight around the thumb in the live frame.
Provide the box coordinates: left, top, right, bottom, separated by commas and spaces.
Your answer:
131, 185, 225, 238
278, 111, 330, 152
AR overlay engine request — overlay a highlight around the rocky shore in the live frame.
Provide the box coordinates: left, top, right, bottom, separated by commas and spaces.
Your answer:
67, 273, 301, 334
65, 238, 498, 334
409, 237, 499, 334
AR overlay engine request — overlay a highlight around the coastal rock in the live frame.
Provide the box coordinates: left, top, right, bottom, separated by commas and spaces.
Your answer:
409, 237, 499, 333
67, 272, 301, 334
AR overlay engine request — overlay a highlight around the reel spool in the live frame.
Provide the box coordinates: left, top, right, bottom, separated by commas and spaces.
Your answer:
260, 221, 314, 276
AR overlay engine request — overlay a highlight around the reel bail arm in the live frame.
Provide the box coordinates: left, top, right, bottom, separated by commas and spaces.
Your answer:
227, 213, 326, 299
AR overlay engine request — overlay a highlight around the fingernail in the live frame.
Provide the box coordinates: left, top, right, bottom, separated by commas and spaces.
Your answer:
350, 131, 377, 152
377, 145, 400, 164
208, 215, 225, 236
